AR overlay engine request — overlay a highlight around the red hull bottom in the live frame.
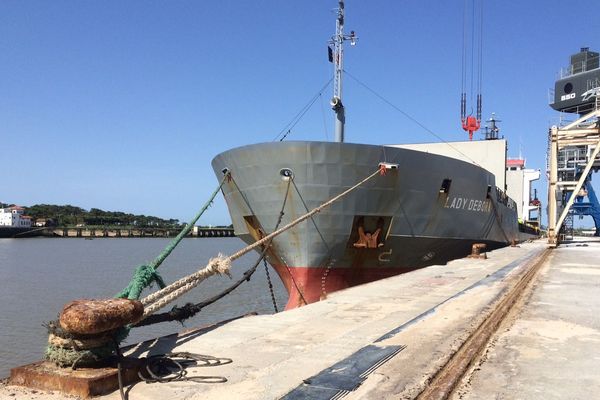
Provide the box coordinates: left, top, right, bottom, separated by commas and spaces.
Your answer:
273, 265, 420, 310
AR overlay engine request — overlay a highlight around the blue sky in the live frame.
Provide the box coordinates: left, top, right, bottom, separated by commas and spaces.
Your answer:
2, 1, 599, 226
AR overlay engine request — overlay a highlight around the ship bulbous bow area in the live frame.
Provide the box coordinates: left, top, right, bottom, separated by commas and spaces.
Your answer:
212, 141, 519, 309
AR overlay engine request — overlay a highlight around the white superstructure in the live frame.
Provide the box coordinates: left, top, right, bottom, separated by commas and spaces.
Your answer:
391, 139, 541, 225
505, 159, 541, 223
391, 139, 508, 190
0, 206, 32, 227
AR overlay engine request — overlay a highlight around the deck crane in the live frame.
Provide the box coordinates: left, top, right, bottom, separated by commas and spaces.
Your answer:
460, 0, 483, 141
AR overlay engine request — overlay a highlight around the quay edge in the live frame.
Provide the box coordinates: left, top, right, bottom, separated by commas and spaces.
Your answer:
7, 239, 595, 399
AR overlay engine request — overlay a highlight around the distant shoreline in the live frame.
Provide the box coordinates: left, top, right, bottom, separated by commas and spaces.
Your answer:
0, 226, 235, 239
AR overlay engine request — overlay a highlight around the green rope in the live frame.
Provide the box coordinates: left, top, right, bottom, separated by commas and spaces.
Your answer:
111, 175, 228, 346
45, 344, 115, 368
116, 264, 167, 300
116, 175, 228, 300
44, 176, 230, 368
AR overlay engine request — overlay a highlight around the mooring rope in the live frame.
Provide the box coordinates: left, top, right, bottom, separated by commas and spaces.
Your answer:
116, 174, 229, 300
139, 168, 382, 318
134, 179, 292, 327
45, 176, 229, 368
228, 173, 308, 306
133, 249, 268, 327
45, 167, 381, 369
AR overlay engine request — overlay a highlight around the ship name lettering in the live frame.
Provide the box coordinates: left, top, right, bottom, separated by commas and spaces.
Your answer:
445, 197, 491, 213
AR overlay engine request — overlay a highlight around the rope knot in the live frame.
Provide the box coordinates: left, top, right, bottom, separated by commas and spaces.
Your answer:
117, 264, 166, 300
207, 253, 232, 278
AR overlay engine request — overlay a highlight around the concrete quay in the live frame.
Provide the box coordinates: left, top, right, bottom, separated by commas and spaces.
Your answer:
453, 237, 600, 400
2, 238, 598, 399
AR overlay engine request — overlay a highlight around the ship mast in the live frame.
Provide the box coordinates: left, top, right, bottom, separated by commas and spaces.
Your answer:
329, 0, 356, 143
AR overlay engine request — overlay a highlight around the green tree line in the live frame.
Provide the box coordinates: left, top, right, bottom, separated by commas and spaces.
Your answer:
24, 204, 182, 228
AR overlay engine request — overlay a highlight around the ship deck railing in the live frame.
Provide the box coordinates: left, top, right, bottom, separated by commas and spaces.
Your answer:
558, 55, 600, 79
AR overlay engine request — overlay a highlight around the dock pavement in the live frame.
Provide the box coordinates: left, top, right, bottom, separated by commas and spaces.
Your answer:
1, 238, 599, 399
451, 237, 600, 399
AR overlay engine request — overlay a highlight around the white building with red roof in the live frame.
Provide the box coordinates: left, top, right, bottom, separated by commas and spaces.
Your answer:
0, 206, 33, 228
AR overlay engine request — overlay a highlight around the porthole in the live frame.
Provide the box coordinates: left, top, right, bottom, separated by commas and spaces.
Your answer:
280, 168, 294, 180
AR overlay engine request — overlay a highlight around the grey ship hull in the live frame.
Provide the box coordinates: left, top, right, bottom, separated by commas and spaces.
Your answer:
212, 141, 519, 309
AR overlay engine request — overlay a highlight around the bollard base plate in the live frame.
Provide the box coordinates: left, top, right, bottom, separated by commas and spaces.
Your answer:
9, 359, 142, 398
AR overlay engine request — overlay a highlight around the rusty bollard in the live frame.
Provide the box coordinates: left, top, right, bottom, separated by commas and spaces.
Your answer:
468, 243, 487, 259
59, 298, 144, 335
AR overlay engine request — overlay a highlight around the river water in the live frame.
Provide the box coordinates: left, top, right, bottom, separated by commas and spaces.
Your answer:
0, 237, 287, 378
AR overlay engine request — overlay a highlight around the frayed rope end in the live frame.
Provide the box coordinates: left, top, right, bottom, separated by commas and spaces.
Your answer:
207, 253, 232, 278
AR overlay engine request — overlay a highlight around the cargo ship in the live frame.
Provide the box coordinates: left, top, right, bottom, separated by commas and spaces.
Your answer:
211, 1, 539, 309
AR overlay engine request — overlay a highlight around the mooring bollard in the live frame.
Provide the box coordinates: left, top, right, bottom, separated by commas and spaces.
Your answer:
468, 243, 487, 259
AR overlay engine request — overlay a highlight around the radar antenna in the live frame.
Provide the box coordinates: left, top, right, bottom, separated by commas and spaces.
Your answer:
328, 0, 357, 143
484, 113, 500, 140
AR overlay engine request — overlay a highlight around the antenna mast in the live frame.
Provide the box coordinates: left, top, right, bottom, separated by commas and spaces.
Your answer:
329, 0, 356, 143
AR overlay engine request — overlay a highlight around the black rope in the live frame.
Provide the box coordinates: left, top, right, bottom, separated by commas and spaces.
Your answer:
269, 179, 309, 306
261, 177, 292, 313
230, 173, 308, 307
114, 338, 128, 400
288, 176, 335, 298
115, 347, 231, 400
134, 245, 271, 327
138, 352, 231, 384
135, 179, 292, 327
